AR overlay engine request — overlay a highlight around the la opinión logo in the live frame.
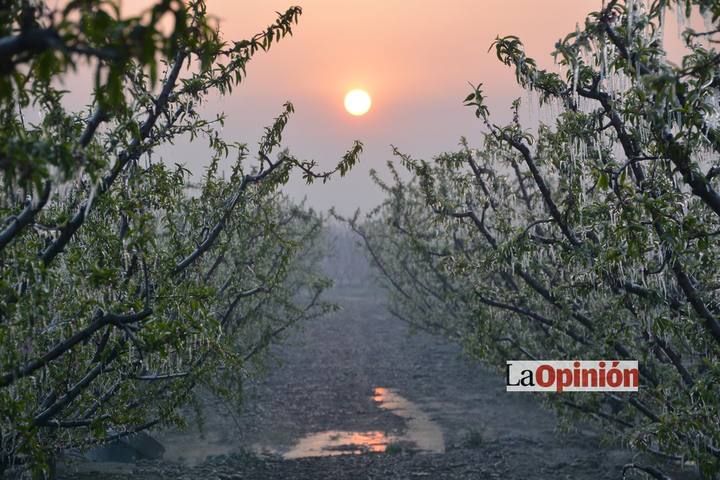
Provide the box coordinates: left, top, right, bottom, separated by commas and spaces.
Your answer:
506, 360, 639, 392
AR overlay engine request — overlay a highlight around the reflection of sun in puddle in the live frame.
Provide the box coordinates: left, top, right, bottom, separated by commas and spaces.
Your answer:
280, 387, 444, 459
373, 387, 445, 454
284, 430, 391, 459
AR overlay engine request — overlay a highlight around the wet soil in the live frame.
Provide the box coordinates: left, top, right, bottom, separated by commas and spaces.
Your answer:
58, 284, 698, 480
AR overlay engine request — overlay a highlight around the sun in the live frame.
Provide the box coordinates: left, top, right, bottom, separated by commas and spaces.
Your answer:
344, 89, 372, 116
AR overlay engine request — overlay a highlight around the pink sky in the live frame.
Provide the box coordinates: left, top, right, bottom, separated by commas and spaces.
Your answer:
118, 1, 602, 214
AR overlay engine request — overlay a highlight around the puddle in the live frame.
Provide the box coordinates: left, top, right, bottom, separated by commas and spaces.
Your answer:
281, 387, 444, 459
284, 431, 390, 459
373, 387, 445, 454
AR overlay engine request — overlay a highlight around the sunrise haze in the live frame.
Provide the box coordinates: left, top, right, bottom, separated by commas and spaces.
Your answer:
88, 1, 610, 214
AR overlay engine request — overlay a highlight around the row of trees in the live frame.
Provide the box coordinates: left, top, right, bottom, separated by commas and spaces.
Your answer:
351, 1, 720, 477
0, 1, 359, 476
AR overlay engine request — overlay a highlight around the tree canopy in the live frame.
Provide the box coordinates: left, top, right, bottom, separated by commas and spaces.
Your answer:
353, 0, 720, 477
0, 1, 360, 476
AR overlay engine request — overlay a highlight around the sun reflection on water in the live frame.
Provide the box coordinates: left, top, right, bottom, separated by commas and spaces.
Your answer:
284, 430, 391, 458
280, 387, 445, 459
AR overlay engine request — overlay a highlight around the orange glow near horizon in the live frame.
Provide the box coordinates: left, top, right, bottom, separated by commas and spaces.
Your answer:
105, 1, 703, 216
101, 1, 609, 131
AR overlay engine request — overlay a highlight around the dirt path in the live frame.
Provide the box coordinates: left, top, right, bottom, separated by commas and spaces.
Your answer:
60, 282, 694, 479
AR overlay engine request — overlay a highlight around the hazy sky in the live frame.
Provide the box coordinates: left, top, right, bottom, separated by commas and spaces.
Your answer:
119, 1, 601, 215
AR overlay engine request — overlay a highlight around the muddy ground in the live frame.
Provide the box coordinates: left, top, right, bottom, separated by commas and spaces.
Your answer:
58, 282, 698, 480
